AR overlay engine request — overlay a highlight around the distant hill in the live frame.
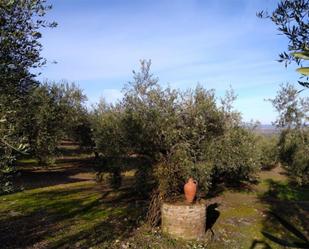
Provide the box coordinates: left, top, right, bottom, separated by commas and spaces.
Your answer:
254, 124, 280, 135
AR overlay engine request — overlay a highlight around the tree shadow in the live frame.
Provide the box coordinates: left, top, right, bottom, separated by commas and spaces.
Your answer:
0, 211, 63, 249
50, 201, 146, 249
207, 180, 258, 198
0, 188, 101, 248
13, 158, 96, 190
261, 179, 309, 234
252, 178, 309, 248
0, 184, 148, 249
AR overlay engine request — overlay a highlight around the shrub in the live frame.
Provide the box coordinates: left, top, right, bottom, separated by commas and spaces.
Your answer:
92, 60, 262, 200
210, 127, 260, 185
24, 82, 88, 165
91, 61, 266, 226
189, 161, 213, 198
257, 135, 279, 170
0, 145, 15, 194
27, 84, 64, 165
278, 129, 309, 186
91, 100, 128, 157
154, 143, 194, 199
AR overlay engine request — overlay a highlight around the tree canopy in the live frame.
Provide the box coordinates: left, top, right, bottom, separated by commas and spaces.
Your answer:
258, 0, 309, 87
0, 0, 56, 193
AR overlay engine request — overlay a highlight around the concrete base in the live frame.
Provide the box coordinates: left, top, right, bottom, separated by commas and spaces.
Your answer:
161, 202, 206, 240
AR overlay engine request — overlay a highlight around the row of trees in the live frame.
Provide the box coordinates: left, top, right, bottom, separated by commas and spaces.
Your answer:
269, 83, 309, 186
1, 0, 307, 200
91, 61, 272, 223
1, 0, 54, 193
90, 64, 308, 224
77, 0, 309, 192
258, 0, 309, 87
0, 0, 92, 194
26, 82, 91, 164
88, 60, 304, 224
1, 78, 91, 193
254, 0, 309, 191
91, 0, 309, 199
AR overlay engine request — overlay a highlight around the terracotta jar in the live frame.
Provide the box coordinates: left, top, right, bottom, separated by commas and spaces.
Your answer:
184, 178, 197, 203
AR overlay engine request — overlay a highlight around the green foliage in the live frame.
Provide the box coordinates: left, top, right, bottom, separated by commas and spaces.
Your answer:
154, 143, 195, 199
54, 82, 89, 143
256, 135, 279, 170
24, 81, 88, 165
0, 0, 55, 192
292, 51, 309, 60
294, 49, 309, 87
92, 60, 261, 198
269, 83, 309, 186
92, 100, 128, 157
70, 118, 94, 149
210, 127, 260, 184
187, 161, 213, 198
122, 61, 180, 159
0, 0, 56, 98
0, 141, 16, 194
278, 129, 309, 186
27, 84, 63, 164
0, 103, 29, 194
258, 0, 309, 87
267, 83, 308, 128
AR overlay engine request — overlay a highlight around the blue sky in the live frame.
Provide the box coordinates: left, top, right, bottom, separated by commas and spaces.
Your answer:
38, 0, 305, 124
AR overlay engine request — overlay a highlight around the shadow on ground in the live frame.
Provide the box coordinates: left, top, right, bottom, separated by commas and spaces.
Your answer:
251, 178, 309, 248
14, 157, 96, 190
206, 203, 220, 235
0, 183, 148, 249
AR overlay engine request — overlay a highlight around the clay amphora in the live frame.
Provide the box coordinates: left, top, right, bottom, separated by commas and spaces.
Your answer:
184, 178, 197, 203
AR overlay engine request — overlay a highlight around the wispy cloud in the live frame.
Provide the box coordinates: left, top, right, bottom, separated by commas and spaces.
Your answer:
39, 0, 298, 123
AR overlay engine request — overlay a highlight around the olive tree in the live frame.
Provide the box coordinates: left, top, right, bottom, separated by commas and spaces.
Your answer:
258, 0, 309, 87
0, 0, 56, 193
93, 60, 261, 201
26, 81, 88, 165
91, 60, 264, 225
269, 83, 309, 185
268, 83, 308, 129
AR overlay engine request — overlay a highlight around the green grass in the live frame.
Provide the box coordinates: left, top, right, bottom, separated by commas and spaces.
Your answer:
0, 180, 146, 249
17, 158, 38, 164
0, 155, 308, 249
261, 179, 309, 201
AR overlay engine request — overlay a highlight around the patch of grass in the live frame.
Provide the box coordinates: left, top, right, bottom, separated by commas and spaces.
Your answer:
1, 158, 308, 249
256, 170, 309, 248
17, 158, 38, 164
221, 205, 258, 218
0, 181, 147, 249
206, 193, 265, 249
262, 179, 309, 201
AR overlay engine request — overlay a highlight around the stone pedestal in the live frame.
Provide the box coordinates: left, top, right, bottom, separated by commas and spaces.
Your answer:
161, 202, 206, 240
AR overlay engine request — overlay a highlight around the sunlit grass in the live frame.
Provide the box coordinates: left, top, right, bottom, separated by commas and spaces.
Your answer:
0, 180, 145, 248
0, 162, 307, 248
